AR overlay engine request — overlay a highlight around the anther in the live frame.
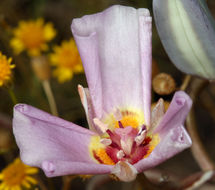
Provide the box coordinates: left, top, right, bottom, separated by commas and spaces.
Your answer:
137, 124, 146, 136
93, 118, 108, 133
135, 130, 146, 146
100, 138, 112, 146
118, 121, 124, 128
117, 150, 125, 159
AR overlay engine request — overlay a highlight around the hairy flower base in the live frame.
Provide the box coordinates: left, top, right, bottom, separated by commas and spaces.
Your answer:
90, 111, 160, 166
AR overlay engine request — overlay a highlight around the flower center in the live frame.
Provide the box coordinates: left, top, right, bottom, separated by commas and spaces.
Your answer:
90, 110, 160, 165
20, 24, 44, 49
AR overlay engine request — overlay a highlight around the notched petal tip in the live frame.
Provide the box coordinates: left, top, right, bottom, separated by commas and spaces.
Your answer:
174, 91, 193, 108
175, 97, 186, 106
137, 8, 150, 16
14, 103, 29, 113
13, 104, 33, 124
171, 126, 192, 147
42, 161, 55, 174
111, 161, 137, 182
71, 18, 97, 38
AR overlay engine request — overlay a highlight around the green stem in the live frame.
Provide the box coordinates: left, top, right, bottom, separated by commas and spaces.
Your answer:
7, 88, 17, 105
42, 80, 58, 116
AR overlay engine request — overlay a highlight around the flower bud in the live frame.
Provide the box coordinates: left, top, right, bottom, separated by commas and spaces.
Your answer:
152, 73, 176, 95
153, 0, 215, 80
31, 56, 51, 81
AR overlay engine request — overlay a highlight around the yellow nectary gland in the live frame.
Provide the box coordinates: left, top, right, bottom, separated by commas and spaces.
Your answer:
93, 148, 115, 165
144, 134, 160, 158
115, 115, 139, 129
103, 109, 144, 131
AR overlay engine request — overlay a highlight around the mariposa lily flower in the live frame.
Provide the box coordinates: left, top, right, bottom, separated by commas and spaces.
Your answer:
13, 5, 192, 182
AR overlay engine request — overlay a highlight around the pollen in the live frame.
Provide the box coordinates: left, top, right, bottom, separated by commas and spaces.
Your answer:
0, 52, 15, 87
0, 158, 38, 190
10, 19, 56, 56
115, 115, 139, 129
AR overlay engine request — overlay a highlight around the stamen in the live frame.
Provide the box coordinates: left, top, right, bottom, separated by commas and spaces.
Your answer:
106, 129, 114, 137
117, 150, 125, 159
118, 121, 124, 128
93, 118, 108, 133
137, 124, 146, 136
135, 130, 146, 146
100, 138, 112, 146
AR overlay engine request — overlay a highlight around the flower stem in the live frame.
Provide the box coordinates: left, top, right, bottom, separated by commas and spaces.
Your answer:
86, 175, 111, 190
180, 75, 191, 91
62, 175, 81, 190
136, 173, 160, 190
7, 87, 17, 105
186, 78, 215, 171
42, 80, 58, 116
35, 175, 48, 190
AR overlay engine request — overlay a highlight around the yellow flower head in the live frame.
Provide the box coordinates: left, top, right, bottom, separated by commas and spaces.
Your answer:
0, 52, 15, 87
50, 38, 83, 83
0, 158, 38, 190
10, 18, 56, 56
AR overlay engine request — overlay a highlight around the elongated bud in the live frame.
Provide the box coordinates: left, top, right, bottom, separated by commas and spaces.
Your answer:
31, 56, 51, 81
152, 73, 176, 95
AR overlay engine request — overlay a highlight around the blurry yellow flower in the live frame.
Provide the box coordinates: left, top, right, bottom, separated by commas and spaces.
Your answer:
50, 38, 83, 83
0, 52, 15, 87
10, 18, 56, 56
0, 158, 38, 190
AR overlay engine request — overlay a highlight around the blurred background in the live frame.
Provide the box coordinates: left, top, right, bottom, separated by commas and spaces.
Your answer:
0, 0, 215, 189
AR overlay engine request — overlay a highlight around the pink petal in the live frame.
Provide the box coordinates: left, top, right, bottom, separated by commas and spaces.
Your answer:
139, 13, 152, 126
13, 104, 112, 176
71, 5, 152, 122
134, 91, 192, 172
134, 125, 192, 172
154, 91, 192, 134
42, 161, 112, 177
